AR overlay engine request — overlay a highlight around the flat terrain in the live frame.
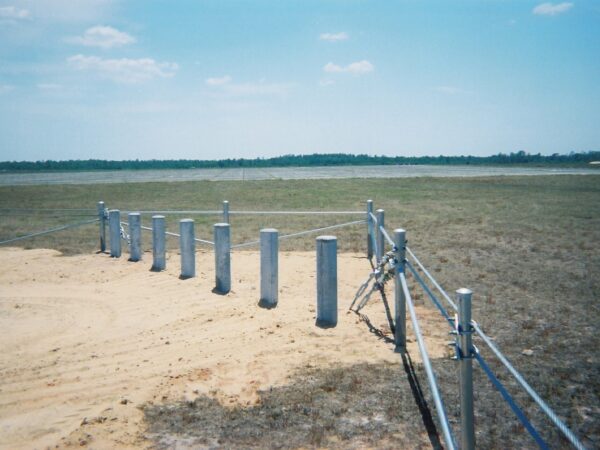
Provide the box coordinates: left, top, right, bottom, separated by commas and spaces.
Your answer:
0, 175, 599, 448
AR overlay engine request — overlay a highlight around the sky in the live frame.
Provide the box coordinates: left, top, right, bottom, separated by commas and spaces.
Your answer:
0, 0, 599, 162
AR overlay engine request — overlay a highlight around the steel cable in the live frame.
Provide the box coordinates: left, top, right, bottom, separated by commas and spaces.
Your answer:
0, 218, 99, 245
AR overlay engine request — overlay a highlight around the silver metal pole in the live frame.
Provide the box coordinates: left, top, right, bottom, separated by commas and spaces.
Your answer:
457, 288, 475, 450
259, 228, 278, 308
152, 215, 166, 271
214, 223, 231, 293
109, 209, 121, 258
316, 235, 337, 327
97, 201, 106, 252
180, 219, 195, 278
376, 209, 385, 263
222, 200, 229, 224
367, 200, 374, 259
394, 229, 406, 353
128, 212, 141, 262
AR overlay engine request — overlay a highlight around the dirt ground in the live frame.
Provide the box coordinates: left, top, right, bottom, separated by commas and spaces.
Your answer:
0, 247, 449, 449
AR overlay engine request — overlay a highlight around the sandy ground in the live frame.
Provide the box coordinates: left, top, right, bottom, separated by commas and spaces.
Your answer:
0, 247, 447, 449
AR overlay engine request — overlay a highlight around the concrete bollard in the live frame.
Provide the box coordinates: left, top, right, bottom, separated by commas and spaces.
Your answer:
394, 229, 407, 353
222, 200, 229, 224
179, 219, 195, 278
366, 200, 374, 259
376, 209, 385, 263
259, 228, 278, 308
128, 212, 142, 262
152, 215, 166, 271
109, 209, 121, 258
316, 235, 337, 327
97, 201, 106, 252
457, 288, 475, 450
214, 223, 231, 293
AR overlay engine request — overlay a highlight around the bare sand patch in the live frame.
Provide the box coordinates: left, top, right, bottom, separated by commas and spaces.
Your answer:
0, 247, 447, 449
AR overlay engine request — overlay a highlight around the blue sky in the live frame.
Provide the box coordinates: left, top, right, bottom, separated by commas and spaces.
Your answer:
0, 0, 598, 161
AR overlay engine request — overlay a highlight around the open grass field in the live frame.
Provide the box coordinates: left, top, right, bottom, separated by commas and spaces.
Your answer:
1, 174, 599, 448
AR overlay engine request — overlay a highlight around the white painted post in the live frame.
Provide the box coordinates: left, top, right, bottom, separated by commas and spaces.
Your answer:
259, 228, 278, 308
457, 288, 475, 450
376, 209, 385, 263
214, 223, 231, 293
222, 200, 229, 224
97, 201, 106, 252
128, 212, 141, 262
367, 200, 374, 259
109, 209, 121, 258
152, 215, 166, 271
316, 235, 337, 327
179, 219, 195, 278
394, 229, 406, 353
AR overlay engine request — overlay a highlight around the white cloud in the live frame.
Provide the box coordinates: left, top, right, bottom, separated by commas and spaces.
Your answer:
532, 2, 574, 16
319, 79, 335, 87
205, 75, 232, 86
67, 55, 178, 83
323, 60, 374, 75
434, 85, 472, 95
319, 32, 349, 42
0, 84, 14, 94
68, 26, 135, 49
0, 6, 30, 19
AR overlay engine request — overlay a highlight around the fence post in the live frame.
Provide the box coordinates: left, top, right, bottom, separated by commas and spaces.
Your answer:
128, 212, 141, 262
180, 219, 195, 278
259, 228, 278, 308
366, 200, 374, 259
376, 209, 385, 263
316, 235, 337, 327
214, 223, 231, 293
223, 200, 229, 224
457, 288, 475, 450
109, 209, 121, 258
152, 215, 166, 271
97, 201, 106, 252
394, 229, 406, 353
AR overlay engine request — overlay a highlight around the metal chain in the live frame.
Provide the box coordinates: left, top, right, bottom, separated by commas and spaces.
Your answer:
119, 224, 130, 245
350, 250, 398, 312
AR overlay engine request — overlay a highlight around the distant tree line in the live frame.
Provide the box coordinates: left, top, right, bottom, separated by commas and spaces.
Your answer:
1, 150, 598, 172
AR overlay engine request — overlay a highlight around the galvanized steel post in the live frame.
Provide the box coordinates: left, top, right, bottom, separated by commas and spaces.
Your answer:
376, 209, 385, 263
128, 212, 141, 262
457, 288, 475, 450
222, 200, 229, 224
316, 235, 337, 327
214, 223, 231, 293
97, 201, 106, 252
394, 229, 406, 353
366, 200, 374, 259
259, 228, 278, 308
179, 219, 195, 278
109, 209, 121, 258
152, 215, 166, 271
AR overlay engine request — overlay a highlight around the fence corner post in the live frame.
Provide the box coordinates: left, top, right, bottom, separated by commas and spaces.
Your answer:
108, 209, 121, 258
457, 287, 475, 450
394, 228, 406, 353
128, 212, 141, 262
151, 215, 166, 271
366, 200, 374, 259
214, 222, 231, 294
97, 201, 106, 252
376, 209, 385, 263
316, 235, 337, 328
259, 228, 278, 308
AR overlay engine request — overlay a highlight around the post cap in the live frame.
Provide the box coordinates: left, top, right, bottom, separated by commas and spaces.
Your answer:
316, 235, 337, 241
214, 222, 230, 228
128, 212, 141, 217
152, 215, 165, 219
260, 228, 278, 233
180, 218, 194, 223
456, 288, 473, 297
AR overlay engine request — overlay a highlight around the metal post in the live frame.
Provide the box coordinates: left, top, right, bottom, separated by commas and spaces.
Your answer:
259, 228, 278, 308
214, 223, 231, 293
128, 212, 141, 262
109, 209, 121, 258
316, 235, 337, 327
97, 201, 106, 252
152, 215, 166, 271
376, 209, 385, 263
179, 219, 195, 278
394, 229, 406, 353
367, 200, 374, 259
222, 200, 229, 224
457, 288, 475, 450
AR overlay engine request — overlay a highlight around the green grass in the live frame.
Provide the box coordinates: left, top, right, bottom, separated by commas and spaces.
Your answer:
1, 175, 599, 448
